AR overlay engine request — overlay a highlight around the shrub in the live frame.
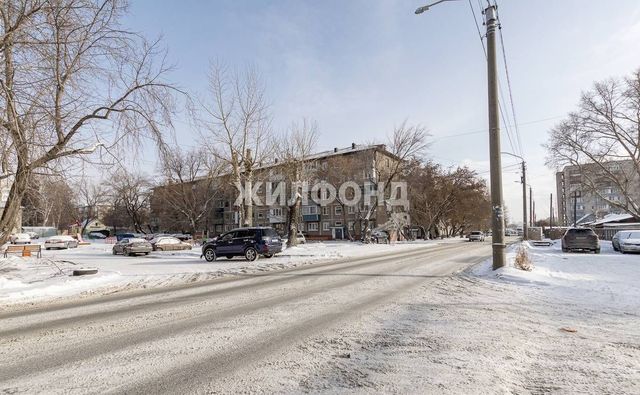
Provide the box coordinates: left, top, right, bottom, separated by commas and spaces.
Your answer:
514, 246, 533, 271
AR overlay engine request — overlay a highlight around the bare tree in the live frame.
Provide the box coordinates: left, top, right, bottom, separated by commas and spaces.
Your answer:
107, 170, 151, 233
546, 69, 640, 219
22, 175, 75, 229
362, 121, 430, 239
74, 178, 109, 235
154, 147, 225, 235
276, 119, 318, 247
200, 61, 272, 227
0, 0, 178, 242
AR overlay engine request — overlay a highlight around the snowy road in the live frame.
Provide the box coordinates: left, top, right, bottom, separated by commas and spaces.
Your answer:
0, 241, 489, 393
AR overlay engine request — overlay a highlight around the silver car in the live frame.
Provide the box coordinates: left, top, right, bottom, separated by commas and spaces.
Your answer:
45, 235, 79, 250
468, 231, 485, 242
112, 238, 153, 256
612, 230, 640, 251
616, 231, 640, 254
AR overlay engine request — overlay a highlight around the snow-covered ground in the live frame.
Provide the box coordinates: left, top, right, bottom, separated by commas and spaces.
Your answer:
0, 238, 456, 307
472, 239, 640, 312
231, 240, 639, 393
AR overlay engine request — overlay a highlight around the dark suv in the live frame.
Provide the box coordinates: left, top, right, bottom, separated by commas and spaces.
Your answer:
561, 228, 600, 253
201, 227, 283, 262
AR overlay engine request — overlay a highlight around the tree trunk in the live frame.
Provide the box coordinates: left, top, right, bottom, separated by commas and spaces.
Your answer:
0, 170, 30, 243
286, 194, 301, 248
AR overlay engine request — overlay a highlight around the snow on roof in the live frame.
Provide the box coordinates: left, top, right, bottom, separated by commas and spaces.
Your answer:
591, 213, 636, 226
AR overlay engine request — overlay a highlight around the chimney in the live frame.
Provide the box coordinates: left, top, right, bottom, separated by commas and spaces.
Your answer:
351, 143, 356, 149
334, 147, 338, 153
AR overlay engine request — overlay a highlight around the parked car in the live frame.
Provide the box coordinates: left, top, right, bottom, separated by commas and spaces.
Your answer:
614, 230, 640, 254
612, 230, 640, 251
87, 231, 107, 239
112, 238, 152, 256
468, 231, 485, 242
296, 232, 306, 244
561, 228, 600, 253
115, 233, 136, 242
171, 234, 193, 242
151, 236, 192, 251
44, 235, 79, 250
371, 230, 389, 244
26, 231, 40, 240
201, 227, 283, 262
9, 233, 31, 244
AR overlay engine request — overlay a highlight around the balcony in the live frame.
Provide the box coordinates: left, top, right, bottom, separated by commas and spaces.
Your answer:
302, 214, 320, 222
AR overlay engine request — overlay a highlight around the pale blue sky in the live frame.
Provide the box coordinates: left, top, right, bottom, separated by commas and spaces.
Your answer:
121, 0, 640, 223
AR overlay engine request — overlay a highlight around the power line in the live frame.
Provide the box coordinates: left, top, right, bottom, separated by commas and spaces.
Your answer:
467, 0, 519, 158
495, 1, 524, 159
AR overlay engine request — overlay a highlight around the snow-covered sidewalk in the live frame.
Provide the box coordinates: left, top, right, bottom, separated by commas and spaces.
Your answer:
471, 239, 640, 313
0, 239, 454, 307
248, 240, 640, 393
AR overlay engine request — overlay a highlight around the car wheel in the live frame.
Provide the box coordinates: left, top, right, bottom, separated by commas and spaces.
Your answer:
245, 247, 258, 262
112, 249, 117, 255
226, 255, 233, 259
263, 253, 273, 258
203, 248, 217, 262
144, 252, 149, 255
157, 247, 163, 252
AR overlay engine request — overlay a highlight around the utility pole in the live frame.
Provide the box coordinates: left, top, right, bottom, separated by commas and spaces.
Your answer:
415, 1, 506, 269
529, 186, 533, 226
486, 5, 506, 269
549, 193, 553, 229
502, 152, 527, 240
521, 162, 527, 239
573, 190, 580, 226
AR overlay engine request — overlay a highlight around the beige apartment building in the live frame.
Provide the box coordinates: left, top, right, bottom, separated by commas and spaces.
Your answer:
151, 143, 408, 240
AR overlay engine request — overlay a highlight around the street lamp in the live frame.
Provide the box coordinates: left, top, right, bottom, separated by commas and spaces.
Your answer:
415, 0, 460, 15
416, 0, 507, 269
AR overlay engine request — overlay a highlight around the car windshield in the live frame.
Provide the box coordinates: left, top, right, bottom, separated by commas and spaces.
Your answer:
263, 228, 278, 238
568, 229, 594, 235
128, 238, 147, 243
627, 232, 640, 239
471, 232, 482, 235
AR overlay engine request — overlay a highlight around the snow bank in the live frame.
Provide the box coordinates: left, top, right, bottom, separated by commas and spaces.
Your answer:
0, 239, 451, 306
471, 240, 640, 311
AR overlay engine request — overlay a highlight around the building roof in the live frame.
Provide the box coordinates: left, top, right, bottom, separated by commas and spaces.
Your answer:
590, 213, 637, 227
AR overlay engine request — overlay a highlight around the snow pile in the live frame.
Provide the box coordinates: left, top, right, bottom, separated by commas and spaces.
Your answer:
472, 240, 640, 311
0, 239, 447, 306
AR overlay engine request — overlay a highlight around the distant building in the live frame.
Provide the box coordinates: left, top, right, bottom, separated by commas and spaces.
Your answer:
556, 160, 640, 225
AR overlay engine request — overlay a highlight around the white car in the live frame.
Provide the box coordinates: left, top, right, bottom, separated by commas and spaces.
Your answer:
45, 235, 79, 250
618, 231, 640, 254
296, 232, 306, 244
10, 233, 31, 244
468, 231, 485, 242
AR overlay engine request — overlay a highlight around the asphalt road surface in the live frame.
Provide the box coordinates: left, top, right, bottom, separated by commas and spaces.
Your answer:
0, 241, 493, 393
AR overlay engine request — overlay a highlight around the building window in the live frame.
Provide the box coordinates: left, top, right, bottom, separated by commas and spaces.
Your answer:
347, 205, 355, 214
308, 223, 318, 231
335, 221, 342, 226
271, 207, 283, 217
322, 207, 329, 216
323, 222, 330, 231
302, 206, 318, 215
335, 206, 342, 215
257, 211, 264, 219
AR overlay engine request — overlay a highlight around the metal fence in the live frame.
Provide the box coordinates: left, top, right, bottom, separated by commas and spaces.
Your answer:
593, 225, 640, 241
